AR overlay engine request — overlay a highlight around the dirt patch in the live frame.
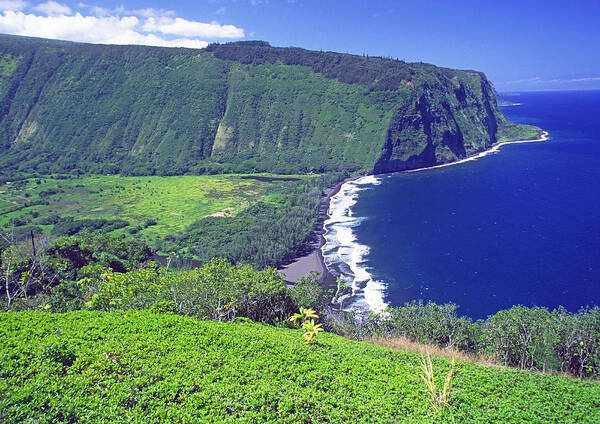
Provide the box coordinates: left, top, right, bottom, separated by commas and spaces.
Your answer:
207, 207, 235, 218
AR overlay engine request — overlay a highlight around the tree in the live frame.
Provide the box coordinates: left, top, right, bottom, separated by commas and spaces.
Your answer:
1, 229, 57, 310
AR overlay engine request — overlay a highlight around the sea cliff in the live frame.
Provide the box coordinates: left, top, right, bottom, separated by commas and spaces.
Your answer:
0, 35, 538, 179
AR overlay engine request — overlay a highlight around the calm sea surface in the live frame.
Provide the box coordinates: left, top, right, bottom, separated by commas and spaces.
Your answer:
334, 91, 600, 319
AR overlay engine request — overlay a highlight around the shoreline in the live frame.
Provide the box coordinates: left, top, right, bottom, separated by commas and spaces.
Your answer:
405, 130, 549, 173
279, 174, 362, 291
280, 130, 548, 291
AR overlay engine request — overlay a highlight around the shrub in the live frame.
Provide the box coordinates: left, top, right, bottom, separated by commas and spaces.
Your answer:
150, 300, 176, 314
143, 219, 158, 228
482, 306, 555, 370
46, 231, 152, 279
48, 281, 83, 312
78, 258, 294, 323
288, 271, 330, 312
367, 301, 478, 352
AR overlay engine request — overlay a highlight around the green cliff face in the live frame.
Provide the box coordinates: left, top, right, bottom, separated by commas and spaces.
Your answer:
0, 35, 537, 178
373, 67, 510, 172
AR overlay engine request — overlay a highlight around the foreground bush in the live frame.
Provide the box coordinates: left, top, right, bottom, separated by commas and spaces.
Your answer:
3, 228, 599, 379
0, 231, 153, 311
1, 311, 599, 423
78, 258, 298, 323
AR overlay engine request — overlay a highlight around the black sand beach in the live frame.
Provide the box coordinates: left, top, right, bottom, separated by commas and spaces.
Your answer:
279, 175, 361, 291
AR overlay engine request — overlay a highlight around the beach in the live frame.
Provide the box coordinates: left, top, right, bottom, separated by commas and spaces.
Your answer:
279, 175, 361, 290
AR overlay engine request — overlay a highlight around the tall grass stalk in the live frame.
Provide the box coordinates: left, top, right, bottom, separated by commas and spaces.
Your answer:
419, 352, 456, 412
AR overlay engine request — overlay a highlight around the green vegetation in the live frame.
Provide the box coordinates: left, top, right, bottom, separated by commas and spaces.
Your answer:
0, 173, 312, 237
0, 173, 340, 267
0, 53, 19, 77
77, 258, 293, 323
0, 35, 539, 180
3, 233, 600, 380
333, 302, 600, 379
1, 232, 328, 319
160, 172, 344, 268
1, 231, 152, 310
1, 310, 599, 423
2, 230, 600, 421
497, 123, 541, 142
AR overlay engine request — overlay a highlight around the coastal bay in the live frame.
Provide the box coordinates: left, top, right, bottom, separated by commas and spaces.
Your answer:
282, 115, 548, 312
319, 91, 600, 318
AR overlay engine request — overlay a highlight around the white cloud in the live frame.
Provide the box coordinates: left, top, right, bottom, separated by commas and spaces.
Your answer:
0, 3, 245, 48
0, 11, 134, 40
133, 8, 175, 18
142, 17, 244, 38
215, 7, 225, 15
0, 0, 27, 11
33, 1, 71, 15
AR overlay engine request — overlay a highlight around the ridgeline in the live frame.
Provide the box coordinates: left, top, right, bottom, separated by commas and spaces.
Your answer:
0, 35, 538, 179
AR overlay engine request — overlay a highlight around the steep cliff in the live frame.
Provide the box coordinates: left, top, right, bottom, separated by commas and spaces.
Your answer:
373, 67, 517, 172
0, 35, 538, 178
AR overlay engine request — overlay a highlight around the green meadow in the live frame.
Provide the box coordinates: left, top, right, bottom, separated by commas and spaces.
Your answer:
0, 173, 312, 239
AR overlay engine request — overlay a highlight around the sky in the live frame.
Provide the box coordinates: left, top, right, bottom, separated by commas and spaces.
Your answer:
0, 0, 598, 91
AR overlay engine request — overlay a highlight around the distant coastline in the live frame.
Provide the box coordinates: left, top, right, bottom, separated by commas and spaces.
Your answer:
405, 130, 549, 173
498, 101, 523, 107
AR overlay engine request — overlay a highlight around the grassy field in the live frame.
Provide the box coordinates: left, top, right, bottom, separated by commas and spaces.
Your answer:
0, 198, 14, 212
0, 173, 313, 239
1, 310, 599, 423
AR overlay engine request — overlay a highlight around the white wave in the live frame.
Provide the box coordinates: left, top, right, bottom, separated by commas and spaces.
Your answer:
321, 176, 387, 313
355, 175, 382, 185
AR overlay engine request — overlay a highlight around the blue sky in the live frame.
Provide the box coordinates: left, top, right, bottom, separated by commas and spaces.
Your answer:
0, 0, 598, 91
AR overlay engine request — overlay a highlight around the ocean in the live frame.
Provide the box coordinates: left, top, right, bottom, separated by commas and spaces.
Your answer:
322, 90, 600, 319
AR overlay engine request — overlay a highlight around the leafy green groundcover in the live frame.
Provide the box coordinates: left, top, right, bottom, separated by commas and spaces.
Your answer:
1, 311, 599, 423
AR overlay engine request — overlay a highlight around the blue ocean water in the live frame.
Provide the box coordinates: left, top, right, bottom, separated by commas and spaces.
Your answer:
330, 91, 600, 319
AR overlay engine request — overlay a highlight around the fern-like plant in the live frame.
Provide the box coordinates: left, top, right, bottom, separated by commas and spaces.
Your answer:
289, 307, 318, 328
419, 352, 456, 412
289, 307, 324, 344
301, 319, 323, 344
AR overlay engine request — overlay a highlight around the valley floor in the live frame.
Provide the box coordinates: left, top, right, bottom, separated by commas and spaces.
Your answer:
0, 173, 313, 240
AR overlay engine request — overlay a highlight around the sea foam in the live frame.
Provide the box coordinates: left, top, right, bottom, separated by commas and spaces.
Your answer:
321, 175, 387, 313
